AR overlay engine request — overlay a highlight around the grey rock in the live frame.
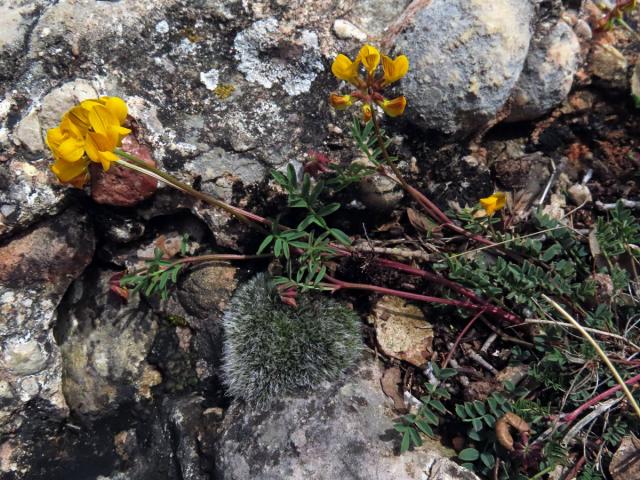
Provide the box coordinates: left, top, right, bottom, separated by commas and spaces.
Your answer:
0, 207, 95, 434
56, 267, 160, 416
349, 0, 412, 39
234, 17, 324, 96
508, 20, 581, 122
216, 355, 479, 480
393, 0, 536, 135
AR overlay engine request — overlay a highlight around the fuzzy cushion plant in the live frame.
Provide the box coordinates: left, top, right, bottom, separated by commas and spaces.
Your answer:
221, 273, 362, 406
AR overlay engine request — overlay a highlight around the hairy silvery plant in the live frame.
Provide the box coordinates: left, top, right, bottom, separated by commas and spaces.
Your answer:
221, 273, 362, 406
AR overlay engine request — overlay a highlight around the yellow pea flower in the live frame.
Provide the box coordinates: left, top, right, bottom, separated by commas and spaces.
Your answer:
381, 54, 409, 85
329, 93, 353, 110
361, 103, 372, 122
479, 192, 507, 216
377, 96, 407, 117
46, 96, 131, 185
331, 54, 361, 86
358, 44, 380, 75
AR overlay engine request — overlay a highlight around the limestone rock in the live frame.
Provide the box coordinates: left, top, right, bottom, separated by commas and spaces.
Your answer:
215, 355, 479, 480
0, 207, 95, 434
393, 0, 536, 135
507, 20, 582, 122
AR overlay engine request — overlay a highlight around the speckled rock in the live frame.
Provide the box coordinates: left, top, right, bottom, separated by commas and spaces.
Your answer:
55, 267, 160, 416
507, 20, 581, 122
215, 355, 479, 480
0, 207, 94, 434
590, 43, 629, 90
392, 0, 537, 135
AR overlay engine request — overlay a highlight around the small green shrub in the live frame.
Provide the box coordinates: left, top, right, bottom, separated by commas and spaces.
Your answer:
221, 273, 362, 406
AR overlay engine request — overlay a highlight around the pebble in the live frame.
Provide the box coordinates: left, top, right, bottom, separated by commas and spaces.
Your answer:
332, 19, 368, 42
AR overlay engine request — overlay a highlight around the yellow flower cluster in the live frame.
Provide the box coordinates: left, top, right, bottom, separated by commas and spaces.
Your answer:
479, 192, 507, 216
329, 44, 409, 121
46, 96, 131, 185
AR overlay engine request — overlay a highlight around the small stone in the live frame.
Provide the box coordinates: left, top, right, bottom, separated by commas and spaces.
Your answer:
353, 157, 403, 210
39, 79, 98, 132
368, 296, 433, 367
567, 183, 592, 205
507, 20, 581, 122
14, 109, 44, 152
332, 19, 367, 42
91, 136, 157, 207
178, 264, 238, 318
631, 61, 640, 99
590, 44, 628, 90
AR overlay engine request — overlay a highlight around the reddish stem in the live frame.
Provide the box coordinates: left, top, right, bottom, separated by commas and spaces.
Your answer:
562, 373, 640, 424
562, 455, 586, 480
325, 275, 508, 317
442, 309, 487, 368
374, 257, 522, 324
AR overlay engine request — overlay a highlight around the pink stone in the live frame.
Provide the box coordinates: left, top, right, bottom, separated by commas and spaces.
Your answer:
90, 136, 158, 207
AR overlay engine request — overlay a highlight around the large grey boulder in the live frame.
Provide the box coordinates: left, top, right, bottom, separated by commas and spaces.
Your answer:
216, 356, 479, 480
392, 0, 537, 136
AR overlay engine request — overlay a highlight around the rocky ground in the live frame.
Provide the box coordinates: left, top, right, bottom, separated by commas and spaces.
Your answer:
1, 0, 639, 479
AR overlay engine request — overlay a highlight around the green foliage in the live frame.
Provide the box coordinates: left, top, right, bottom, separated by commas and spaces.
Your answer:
596, 201, 640, 259
266, 164, 353, 290
350, 117, 397, 167
395, 364, 456, 453
120, 234, 189, 300
221, 273, 362, 406
579, 463, 604, 480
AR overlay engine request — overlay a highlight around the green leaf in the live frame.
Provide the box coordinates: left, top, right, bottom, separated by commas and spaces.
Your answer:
400, 431, 411, 454
467, 430, 481, 442
317, 203, 341, 217
415, 419, 434, 437
480, 453, 495, 468
257, 235, 274, 254
287, 163, 297, 187
471, 418, 483, 432
437, 367, 458, 380
455, 404, 467, 419
301, 173, 311, 199
473, 400, 486, 416
408, 428, 422, 447
271, 170, 287, 186
429, 399, 446, 414
330, 228, 352, 245
458, 448, 480, 462
274, 238, 283, 257
422, 409, 439, 425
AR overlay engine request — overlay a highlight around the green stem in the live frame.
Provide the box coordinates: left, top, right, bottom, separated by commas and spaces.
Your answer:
528, 464, 557, 480
114, 150, 268, 232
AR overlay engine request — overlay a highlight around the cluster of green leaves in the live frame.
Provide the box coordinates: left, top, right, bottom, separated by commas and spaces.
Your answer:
350, 117, 397, 167
394, 364, 457, 453
262, 164, 351, 291
596, 201, 640, 259
120, 234, 189, 300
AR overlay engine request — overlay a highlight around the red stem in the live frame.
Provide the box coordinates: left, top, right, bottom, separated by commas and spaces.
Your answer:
325, 275, 509, 317
374, 257, 522, 324
562, 373, 640, 424
442, 309, 487, 368
562, 455, 586, 480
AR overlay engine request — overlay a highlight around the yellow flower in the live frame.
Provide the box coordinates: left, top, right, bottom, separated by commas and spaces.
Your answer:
46, 96, 131, 185
329, 93, 353, 110
377, 96, 406, 117
361, 103, 372, 122
331, 54, 361, 86
479, 192, 507, 216
358, 44, 380, 75
381, 54, 409, 85
329, 45, 409, 122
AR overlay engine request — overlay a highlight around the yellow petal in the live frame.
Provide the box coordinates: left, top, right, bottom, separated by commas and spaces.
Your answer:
57, 137, 85, 162
479, 192, 506, 216
46, 127, 65, 149
51, 157, 89, 183
378, 96, 407, 117
331, 54, 360, 85
88, 104, 118, 135
98, 150, 118, 171
329, 93, 353, 111
85, 133, 100, 163
87, 131, 116, 153
358, 44, 380, 75
361, 103, 372, 122
382, 54, 409, 85
102, 96, 128, 124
